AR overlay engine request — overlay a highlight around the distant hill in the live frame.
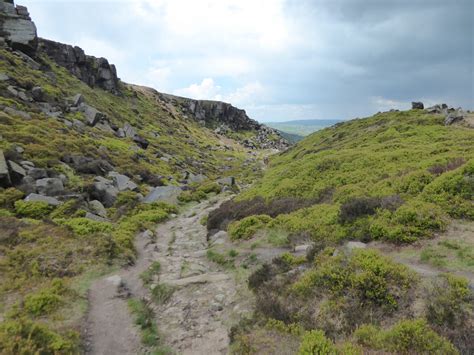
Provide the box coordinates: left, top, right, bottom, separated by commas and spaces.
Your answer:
266, 119, 343, 136
275, 129, 304, 143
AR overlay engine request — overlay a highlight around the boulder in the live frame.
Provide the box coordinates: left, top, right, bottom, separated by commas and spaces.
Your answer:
25, 193, 61, 206
115, 128, 126, 138
0, 150, 11, 187
344, 241, 367, 253
108, 171, 138, 191
28, 168, 48, 180
31, 86, 43, 101
217, 176, 235, 186
188, 173, 207, 184
85, 212, 109, 223
123, 123, 136, 138
4, 107, 31, 120
445, 111, 464, 125
91, 176, 118, 207
133, 135, 149, 149
7, 160, 26, 183
17, 176, 36, 195
88, 200, 107, 218
68, 93, 84, 107
143, 186, 182, 204
62, 155, 113, 176
0, 73, 10, 81
78, 103, 106, 126
411, 102, 424, 110
36, 177, 64, 196
0, 2, 38, 56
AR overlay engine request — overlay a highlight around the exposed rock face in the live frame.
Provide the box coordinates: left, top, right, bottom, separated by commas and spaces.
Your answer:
0, 0, 37, 56
159, 93, 289, 150
38, 38, 120, 93
412, 102, 424, 110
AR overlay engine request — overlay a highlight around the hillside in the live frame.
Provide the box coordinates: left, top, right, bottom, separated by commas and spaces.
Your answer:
0, 1, 473, 354
207, 108, 474, 353
0, 2, 288, 352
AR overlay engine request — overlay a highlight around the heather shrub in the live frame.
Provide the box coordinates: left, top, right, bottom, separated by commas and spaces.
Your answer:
228, 215, 272, 240
14, 200, 54, 219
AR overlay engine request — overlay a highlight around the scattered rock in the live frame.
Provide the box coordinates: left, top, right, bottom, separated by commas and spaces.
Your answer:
133, 135, 149, 149
411, 102, 424, 110
7, 160, 26, 183
28, 168, 47, 180
68, 93, 84, 107
79, 103, 106, 126
4, 107, 31, 120
36, 177, 64, 196
0, 73, 10, 81
88, 200, 107, 218
25, 193, 61, 206
0, 150, 11, 187
91, 176, 119, 207
85, 212, 109, 222
143, 186, 182, 204
31, 86, 43, 101
108, 171, 138, 191
217, 176, 235, 186
445, 110, 464, 125
62, 155, 113, 176
123, 123, 137, 138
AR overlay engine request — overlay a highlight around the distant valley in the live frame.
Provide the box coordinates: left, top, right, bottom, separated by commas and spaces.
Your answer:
266, 119, 343, 141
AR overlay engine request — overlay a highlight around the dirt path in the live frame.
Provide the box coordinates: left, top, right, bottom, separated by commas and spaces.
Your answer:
84, 196, 253, 355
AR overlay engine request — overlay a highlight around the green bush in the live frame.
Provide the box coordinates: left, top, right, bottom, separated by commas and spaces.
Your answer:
0, 187, 24, 208
0, 318, 77, 353
298, 330, 335, 355
14, 200, 54, 219
58, 217, 113, 236
292, 249, 415, 310
355, 319, 457, 354
24, 279, 67, 316
228, 215, 272, 240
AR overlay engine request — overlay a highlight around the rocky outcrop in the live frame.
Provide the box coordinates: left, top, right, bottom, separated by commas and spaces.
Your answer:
38, 38, 120, 93
0, 0, 37, 56
159, 93, 289, 150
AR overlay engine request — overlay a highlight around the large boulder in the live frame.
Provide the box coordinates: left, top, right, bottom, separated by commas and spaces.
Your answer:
36, 177, 64, 196
445, 110, 464, 125
143, 186, 182, 204
91, 176, 118, 207
0, 150, 11, 187
62, 155, 113, 176
411, 102, 424, 110
25, 193, 61, 206
108, 171, 138, 192
7, 160, 26, 184
88, 200, 107, 218
0, 2, 38, 56
78, 103, 106, 126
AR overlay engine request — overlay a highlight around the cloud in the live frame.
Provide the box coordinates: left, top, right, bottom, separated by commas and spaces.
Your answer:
174, 78, 221, 100
21, 0, 473, 121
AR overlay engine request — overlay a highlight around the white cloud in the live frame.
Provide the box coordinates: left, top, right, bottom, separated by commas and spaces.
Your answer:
370, 96, 410, 112
174, 78, 221, 100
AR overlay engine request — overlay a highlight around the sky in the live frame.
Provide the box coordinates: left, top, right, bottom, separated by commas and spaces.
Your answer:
20, 0, 473, 122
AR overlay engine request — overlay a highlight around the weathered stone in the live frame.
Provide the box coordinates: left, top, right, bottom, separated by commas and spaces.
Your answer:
17, 90, 29, 102
115, 128, 126, 138
62, 155, 113, 175
95, 120, 115, 133
38, 39, 120, 93
0, 73, 10, 81
28, 168, 48, 180
36, 177, 64, 196
17, 175, 35, 194
217, 176, 235, 186
6, 85, 18, 97
345, 241, 367, 252
108, 171, 138, 191
187, 173, 207, 184
411, 102, 424, 110
91, 177, 118, 207
133, 135, 149, 149
3, 106, 30, 120
85, 212, 109, 222
0, 3, 38, 56
123, 123, 137, 138
25, 193, 61, 206
445, 111, 464, 125
31, 86, 43, 101
7, 160, 26, 183
143, 186, 182, 204
88, 200, 107, 218
0, 150, 11, 187
78, 103, 106, 126
68, 93, 84, 107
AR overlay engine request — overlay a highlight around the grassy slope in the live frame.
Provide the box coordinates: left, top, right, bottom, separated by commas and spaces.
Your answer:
0, 48, 263, 352
227, 110, 473, 353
